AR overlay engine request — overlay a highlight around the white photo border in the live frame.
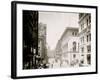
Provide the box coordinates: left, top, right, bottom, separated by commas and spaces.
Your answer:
11, 1, 98, 79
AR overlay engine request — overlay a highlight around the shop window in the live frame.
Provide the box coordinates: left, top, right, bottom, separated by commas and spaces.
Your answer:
81, 60, 84, 64
87, 54, 91, 64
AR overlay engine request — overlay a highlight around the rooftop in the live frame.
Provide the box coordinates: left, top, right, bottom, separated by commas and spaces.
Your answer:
60, 27, 79, 40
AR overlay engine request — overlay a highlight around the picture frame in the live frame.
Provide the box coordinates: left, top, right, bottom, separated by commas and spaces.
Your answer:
11, 1, 98, 79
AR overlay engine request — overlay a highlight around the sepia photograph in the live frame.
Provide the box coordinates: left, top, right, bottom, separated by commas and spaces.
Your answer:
23, 11, 91, 69
11, 1, 97, 79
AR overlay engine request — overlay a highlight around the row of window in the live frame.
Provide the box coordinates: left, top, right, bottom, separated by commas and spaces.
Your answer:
63, 40, 90, 53
72, 42, 79, 52
80, 33, 91, 43
81, 45, 91, 53
62, 41, 79, 52
87, 34, 91, 42
80, 54, 91, 65
72, 53, 91, 66
80, 15, 91, 31
72, 32, 78, 36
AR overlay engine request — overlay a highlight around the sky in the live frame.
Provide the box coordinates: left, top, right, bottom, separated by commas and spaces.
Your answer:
39, 11, 79, 50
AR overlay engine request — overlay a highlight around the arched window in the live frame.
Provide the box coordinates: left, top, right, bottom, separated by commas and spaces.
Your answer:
73, 41, 76, 52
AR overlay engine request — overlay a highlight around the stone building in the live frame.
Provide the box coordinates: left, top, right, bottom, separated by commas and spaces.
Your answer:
23, 11, 38, 69
79, 13, 91, 66
55, 27, 79, 67
38, 23, 48, 65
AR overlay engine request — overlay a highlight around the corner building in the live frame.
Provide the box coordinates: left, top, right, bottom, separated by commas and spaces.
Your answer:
55, 27, 79, 67
79, 13, 91, 66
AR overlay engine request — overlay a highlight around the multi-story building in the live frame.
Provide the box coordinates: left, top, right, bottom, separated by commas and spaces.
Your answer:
55, 27, 79, 67
23, 11, 38, 69
79, 13, 91, 66
38, 23, 48, 65
55, 39, 62, 60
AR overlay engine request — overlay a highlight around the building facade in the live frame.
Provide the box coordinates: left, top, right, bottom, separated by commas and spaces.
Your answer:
79, 13, 91, 66
38, 23, 48, 67
55, 27, 79, 67
23, 11, 38, 69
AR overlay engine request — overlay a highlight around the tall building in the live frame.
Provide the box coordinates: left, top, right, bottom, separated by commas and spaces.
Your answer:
38, 23, 48, 65
55, 27, 79, 67
55, 39, 62, 60
79, 13, 91, 66
23, 11, 38, 69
